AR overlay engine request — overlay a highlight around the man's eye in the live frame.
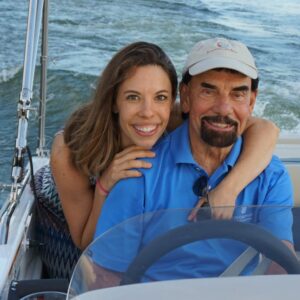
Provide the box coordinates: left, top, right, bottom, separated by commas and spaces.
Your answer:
201, 89, 215, 97
232, 91, 247, 101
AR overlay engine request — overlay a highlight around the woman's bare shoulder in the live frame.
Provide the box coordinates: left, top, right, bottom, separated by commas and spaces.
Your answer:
50, 131, 88, 186
51, 133, 71, 165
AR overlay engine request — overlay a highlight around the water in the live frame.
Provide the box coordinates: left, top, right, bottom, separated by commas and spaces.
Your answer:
0, 0, 300, 206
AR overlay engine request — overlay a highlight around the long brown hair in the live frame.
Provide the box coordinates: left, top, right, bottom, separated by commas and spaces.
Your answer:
64, 42, 178, 176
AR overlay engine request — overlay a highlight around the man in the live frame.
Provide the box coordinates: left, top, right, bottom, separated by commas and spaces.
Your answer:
93, 38, 294, 281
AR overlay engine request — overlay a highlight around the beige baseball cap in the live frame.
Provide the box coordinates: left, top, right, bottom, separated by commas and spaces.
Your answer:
183, 37, 258, 79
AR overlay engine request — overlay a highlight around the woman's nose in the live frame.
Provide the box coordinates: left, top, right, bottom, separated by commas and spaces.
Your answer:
139, 98, 155, 117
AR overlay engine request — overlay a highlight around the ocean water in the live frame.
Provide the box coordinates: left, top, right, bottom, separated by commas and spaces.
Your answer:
0, 0, 300, 206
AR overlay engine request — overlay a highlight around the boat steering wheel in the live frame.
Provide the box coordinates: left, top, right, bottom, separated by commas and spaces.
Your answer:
121, 219, 300, 285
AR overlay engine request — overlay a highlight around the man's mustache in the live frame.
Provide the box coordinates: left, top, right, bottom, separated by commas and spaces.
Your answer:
201, 116, 238, 127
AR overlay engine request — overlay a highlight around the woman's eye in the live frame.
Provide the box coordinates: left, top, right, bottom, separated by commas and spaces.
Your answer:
126, 94, 139, 101
156, 94, 168, 101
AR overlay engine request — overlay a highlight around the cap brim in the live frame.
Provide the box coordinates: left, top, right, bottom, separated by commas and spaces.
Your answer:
189, 57, 258, 79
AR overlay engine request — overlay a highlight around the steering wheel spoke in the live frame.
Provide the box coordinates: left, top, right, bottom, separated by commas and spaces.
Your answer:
220, 246, 258, 277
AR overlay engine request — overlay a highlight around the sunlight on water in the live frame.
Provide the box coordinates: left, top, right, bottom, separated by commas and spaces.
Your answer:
0, 0, 299, 205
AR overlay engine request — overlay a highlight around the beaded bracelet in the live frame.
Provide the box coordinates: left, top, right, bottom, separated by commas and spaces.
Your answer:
96, 179, 109, 195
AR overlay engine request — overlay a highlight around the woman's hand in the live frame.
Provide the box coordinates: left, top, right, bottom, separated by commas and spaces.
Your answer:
188, 186, 237, 221
98, 146, 155, 192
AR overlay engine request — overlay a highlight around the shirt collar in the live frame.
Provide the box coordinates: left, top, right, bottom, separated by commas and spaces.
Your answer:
223, 136, 242, 168
170, 119, 196, 165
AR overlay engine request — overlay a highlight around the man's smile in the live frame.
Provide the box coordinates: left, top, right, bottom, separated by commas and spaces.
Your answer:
202, 116, 238, 132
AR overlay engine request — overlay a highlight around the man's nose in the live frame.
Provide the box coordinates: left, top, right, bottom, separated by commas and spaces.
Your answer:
212, 94, 233, 115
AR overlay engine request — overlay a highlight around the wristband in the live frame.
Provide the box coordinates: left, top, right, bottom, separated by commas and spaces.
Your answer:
96, 179, 109, 195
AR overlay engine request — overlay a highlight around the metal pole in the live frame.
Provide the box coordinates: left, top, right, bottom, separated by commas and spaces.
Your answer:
38, 0, 48, 154
11, 0, 44, 198
20, 0, 38, 103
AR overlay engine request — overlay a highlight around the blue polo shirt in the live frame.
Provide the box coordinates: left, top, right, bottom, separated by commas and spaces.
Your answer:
94, 120, 293, 280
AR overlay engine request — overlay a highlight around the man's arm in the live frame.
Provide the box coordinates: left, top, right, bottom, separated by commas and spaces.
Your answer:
258, 158, 294, 242
266, 240, 297, 275
259, 158, 296, 274
91, 263, 123, 289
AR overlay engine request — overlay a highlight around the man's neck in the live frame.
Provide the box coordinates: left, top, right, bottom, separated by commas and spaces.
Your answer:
190, 135, 233, 176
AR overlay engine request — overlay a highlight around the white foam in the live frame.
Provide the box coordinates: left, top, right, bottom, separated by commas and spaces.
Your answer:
0, 66, 22, 84
204, 0, 300, 17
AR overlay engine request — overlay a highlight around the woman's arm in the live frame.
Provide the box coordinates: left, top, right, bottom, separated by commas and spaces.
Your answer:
78, 145, 155, 249
51, 134, 155, 249
189, 117, 279, 220
51, 134, 97, 249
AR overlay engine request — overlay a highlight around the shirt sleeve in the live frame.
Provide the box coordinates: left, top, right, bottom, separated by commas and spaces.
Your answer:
258, 162, 294, 243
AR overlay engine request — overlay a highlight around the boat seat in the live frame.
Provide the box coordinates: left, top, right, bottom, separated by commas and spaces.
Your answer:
292, 207, 300, 251
32, 165, 81, 279
283, 163, 300, 206
275, 134, 300, 206
7, 279, 68, 300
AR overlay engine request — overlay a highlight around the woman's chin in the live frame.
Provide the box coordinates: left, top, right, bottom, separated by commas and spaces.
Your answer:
134, 137, 158, 149
135, 142, 155, 149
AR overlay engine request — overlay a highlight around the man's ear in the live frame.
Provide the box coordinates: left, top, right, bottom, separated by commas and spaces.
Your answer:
179, 83, 190, 113
249, 90, 257, 113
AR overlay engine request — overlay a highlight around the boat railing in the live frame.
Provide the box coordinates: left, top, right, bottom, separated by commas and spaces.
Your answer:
0, 0, 49, 244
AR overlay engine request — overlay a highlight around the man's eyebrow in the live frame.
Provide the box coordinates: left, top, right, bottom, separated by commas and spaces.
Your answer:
232, 85, 249, 92
200, 82, 216, 89
200, 83, 250, 91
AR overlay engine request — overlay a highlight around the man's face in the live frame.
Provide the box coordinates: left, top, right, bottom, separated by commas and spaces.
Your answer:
180, 69, 257, 148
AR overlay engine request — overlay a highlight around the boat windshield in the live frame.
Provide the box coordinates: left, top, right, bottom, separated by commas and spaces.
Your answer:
67, 205, 300, 299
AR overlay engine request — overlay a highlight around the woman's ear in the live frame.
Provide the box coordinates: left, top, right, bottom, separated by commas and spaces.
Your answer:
179, 83, 190, 113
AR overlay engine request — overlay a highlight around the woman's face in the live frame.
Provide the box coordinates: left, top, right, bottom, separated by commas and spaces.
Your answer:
115, 65, 173, 149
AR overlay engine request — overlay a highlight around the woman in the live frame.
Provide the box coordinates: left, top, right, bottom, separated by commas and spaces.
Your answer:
34, 41, 278, 279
